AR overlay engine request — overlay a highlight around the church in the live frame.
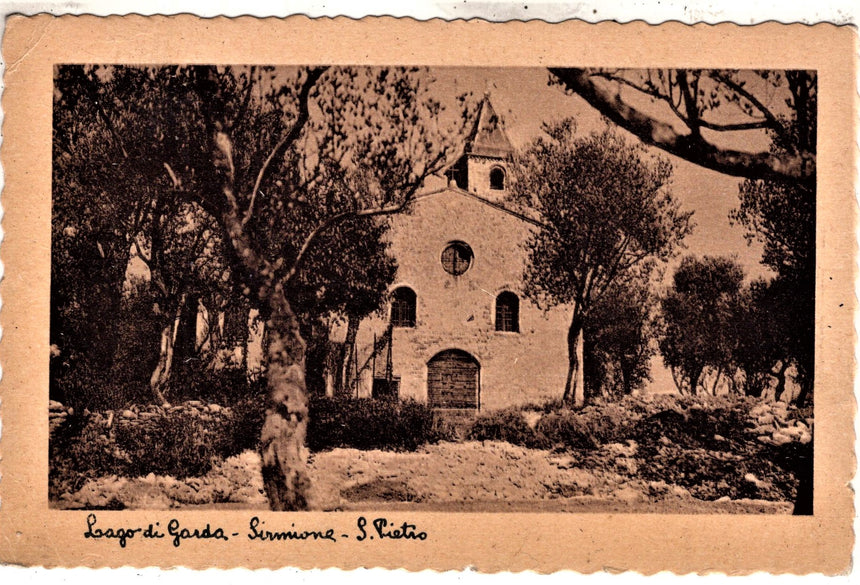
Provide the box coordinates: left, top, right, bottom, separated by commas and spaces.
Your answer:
331, 96, 573, 411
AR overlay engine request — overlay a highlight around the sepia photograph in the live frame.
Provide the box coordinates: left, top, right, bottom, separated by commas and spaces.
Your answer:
1, 14, 855, 573
48, 65, 816, 515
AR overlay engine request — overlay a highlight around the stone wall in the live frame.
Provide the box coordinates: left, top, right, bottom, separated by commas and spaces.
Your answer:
49, 399, 235, 441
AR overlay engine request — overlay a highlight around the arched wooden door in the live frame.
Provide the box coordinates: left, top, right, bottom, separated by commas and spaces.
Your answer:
427, 349, 480, 409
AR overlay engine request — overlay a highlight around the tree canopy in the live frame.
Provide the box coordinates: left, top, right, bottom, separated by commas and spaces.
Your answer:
658, 255, 746, 395
510, 120, 692, 406
52, 64, 469, 509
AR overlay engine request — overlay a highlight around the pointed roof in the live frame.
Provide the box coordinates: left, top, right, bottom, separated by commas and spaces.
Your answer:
463, 94, 514, 159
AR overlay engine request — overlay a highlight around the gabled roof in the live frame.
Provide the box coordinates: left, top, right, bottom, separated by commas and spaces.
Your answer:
414, 185, 544, 228
463, 95, 514, 159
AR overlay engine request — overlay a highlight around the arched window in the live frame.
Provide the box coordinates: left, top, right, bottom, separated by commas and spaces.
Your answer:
441, 241, 473, 276
390, 287, 416, 328
489, 166, 506, 191
495, 291, 519, 332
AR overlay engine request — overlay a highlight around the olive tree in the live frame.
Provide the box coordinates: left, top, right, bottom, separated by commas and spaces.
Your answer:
510, 121, 692, 407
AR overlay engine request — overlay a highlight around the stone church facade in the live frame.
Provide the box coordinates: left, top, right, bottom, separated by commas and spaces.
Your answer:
337, 96, 572, 411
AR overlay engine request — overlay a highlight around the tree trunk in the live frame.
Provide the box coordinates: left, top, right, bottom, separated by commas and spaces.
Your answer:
337, 315, 360, 394
258, 282, 313, 511
205, 303, 222, 369
192, 66, 326, 510
562, 310, 586, 407
689, 365, 703, 396
619, 360, 632, 395
711, 365, 723, 396
149, 292, 187, 405
771, 362, 789, 402
670, 367, 686, 394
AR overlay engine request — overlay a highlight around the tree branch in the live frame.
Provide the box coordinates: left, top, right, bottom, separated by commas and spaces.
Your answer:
282, 198, 413, 285
708, 71, 785, 134
81, 71, 130, 160
244, 66, 328, 227
549, 68, 815, 184
591, 70, 686, 122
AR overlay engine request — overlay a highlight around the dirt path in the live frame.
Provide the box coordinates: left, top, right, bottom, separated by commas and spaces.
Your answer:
308, 441, 791, 514
54, 441, 792, 513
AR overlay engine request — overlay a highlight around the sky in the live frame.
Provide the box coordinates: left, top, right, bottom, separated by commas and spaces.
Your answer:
425, 67, 772, 283
424, 68, 778, 394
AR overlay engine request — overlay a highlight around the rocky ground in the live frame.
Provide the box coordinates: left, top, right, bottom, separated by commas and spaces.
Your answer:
54, 440, 793, 513
50, 395, 809, 513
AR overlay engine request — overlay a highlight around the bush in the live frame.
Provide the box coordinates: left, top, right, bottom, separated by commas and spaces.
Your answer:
112, 412, 231, 478
468, 408, 546, 449
50, 401, 267, 494
307, 396, 441, 452
535, 410, 600, 450
50, 412, 120, 501
222, 394, 268, 453
171, 365, 267, 406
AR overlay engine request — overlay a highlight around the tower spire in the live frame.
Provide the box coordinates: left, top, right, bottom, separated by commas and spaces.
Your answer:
446, 94, 513, 201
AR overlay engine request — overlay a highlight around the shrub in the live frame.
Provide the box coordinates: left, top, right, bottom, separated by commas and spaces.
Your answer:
49, 413, 120, 501
307, 396, 441, 452
172, 366, 267, 406
468, 408, 546, 449
50, 399, 269, 492
222, 394, 268, 453
112, 412, 230, 478
535, 410, 599, 450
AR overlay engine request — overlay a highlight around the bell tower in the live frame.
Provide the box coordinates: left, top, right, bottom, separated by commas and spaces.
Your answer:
447, 94, 514, 202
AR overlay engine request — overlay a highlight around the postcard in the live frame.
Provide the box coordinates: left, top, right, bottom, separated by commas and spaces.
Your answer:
0, 15, 855, 573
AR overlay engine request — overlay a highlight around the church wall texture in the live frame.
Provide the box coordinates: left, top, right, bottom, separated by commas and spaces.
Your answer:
350, 188, 572, 411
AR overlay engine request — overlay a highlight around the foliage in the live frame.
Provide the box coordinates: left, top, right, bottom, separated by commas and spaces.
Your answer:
537, 401, 635, 450
550, 68, 816, 407
733, 278, 798, 398
466, 399, 635, 452
658, 255, 746, 394
52, 65, 466, 393
730, 108, 815, 405
510, 121, 692, 404
629, 401, 800, 501
307, 396, 443, 452
584, 272, 657, 397
49, 406, 256, 502
468, 408, 547, 449
111, 412, 230, 478
52, 65, 470, 509
170, 365, 267, 406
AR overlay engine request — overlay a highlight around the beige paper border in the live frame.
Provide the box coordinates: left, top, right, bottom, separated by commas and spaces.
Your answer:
0, 15, 856, 574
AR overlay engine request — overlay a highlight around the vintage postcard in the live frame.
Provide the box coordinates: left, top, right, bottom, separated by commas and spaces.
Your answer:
0, 15, 855, 574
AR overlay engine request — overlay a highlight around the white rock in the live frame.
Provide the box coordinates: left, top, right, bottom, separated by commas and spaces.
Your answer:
614, 486, 641, 503
744, 473, 764, 488
783, 426, 804, 438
